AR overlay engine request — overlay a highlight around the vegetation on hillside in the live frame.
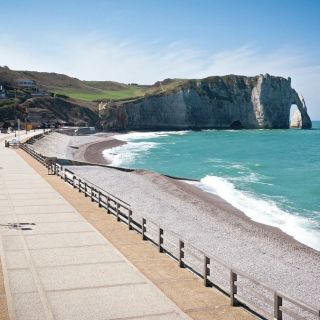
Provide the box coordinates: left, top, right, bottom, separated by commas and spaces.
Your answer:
54, 86, 145, 101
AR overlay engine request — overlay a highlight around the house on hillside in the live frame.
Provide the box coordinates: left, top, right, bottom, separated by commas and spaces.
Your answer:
0, 85, 6, 98
16, 79, 37, 89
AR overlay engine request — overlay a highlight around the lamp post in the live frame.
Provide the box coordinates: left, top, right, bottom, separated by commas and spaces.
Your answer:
14, 88, 17, 137
25, 109, 29, 134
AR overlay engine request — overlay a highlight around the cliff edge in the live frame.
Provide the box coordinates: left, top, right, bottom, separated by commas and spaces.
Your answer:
100, 74, 312, 130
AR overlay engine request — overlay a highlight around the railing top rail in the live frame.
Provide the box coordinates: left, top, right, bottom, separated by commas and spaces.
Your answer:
277, 290, 319, 315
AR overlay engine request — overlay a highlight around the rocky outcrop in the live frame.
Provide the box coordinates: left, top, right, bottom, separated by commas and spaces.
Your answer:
100, 74, 312, 130
22, 97, 99, 126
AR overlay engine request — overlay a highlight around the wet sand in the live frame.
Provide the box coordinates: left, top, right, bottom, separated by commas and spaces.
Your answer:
83, 139, 126, 164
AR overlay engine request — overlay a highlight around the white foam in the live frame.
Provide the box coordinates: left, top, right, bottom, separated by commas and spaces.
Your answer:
113, 130, 190, 142
104, 130, 190, 166
103, 141, 158, 166
192, 175, 320, 251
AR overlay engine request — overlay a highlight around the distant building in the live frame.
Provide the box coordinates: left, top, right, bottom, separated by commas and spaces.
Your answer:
16, 79, 37, 89
74, 127, 95, 135
0, 85, 6, 98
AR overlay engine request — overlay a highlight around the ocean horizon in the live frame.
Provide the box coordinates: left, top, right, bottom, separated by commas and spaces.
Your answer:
103, 121, 320, 251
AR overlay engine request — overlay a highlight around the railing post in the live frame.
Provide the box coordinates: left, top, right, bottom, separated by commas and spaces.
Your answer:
91, 187, 94, 202
84, 182, 87, 197
106, 196, 110, 213
116, 203, 120, 221
203, 255, 210, 287
78, 180, 81, 192
98, 191, 101, 207
274, 292, 283, 320
128, 210, 132, 230
142, 218, 146, 240
158, 228, 163, 253
179, 240, 184, 268
230, 270, 238, 306
60, 167, 63, 179
64, 171, 67, 182
73, 176, 76, 188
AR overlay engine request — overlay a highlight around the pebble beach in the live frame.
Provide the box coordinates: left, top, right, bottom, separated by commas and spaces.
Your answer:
29, 132, 320, 313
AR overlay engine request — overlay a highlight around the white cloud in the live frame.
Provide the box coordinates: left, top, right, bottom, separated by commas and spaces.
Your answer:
0, 33, 319, 118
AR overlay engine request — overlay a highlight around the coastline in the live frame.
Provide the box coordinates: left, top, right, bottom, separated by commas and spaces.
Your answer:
67, 164, 320, 310
28, 131, 320, 309
83, 138, 126, 164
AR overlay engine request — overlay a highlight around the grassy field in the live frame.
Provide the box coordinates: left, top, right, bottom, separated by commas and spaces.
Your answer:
55, 86, 145, 102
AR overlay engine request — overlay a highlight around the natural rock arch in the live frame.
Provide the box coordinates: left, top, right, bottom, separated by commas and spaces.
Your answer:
290, 105, 301, 128
290, 91, 312, 129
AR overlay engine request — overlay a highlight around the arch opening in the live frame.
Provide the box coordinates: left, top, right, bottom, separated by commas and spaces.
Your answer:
290, 104, 302, 129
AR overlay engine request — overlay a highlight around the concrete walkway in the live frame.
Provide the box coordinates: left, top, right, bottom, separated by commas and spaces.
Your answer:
0, 141, 189, 319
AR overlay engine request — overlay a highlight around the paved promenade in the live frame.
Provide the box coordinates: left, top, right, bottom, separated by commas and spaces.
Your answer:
0, 138, 189, 320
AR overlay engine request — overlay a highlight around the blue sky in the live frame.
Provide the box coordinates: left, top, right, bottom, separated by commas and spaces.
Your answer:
1, 0, 319, 118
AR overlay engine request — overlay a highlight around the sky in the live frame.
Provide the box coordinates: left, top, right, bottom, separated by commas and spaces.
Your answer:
0, 0, 319, 118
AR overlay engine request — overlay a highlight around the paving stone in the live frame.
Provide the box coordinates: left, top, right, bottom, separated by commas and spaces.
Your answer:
0, 214, 16, 223
47, 283, 181, 320
11, 198, 67, 206
25, 232, 105, 249
38, 262, 145, 291
8, 269, 37, 293
19, 221, 93, 235
12, 292, 47, 320
0, 207, 14, 215
14, 204, 76, 214
2, 236, 23, 251
4, 188, 54, 195
30, 245, 123, 267
0, 201, 11, 207
5, 250, 29, 269
13, 212, 82, 223
9, 193, 58, 200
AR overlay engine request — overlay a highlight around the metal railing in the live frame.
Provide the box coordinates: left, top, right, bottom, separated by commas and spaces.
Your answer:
20, 139, 320, 320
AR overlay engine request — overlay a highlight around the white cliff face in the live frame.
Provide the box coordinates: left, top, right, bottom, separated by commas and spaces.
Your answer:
249, 74, 312, 129
251, 75, 265, 127
291, 110, 302, 128
101, 74, 312, 130
290, 91, 312, 129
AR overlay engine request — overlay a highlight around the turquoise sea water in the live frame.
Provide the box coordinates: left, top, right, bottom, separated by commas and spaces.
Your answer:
103, 122, 320, 250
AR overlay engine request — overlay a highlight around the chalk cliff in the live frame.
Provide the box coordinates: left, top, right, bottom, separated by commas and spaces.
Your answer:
100, 74, 312, 130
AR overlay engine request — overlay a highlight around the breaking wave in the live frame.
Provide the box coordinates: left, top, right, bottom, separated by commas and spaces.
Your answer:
193, 175, 320, 250
103, 131, 189, 166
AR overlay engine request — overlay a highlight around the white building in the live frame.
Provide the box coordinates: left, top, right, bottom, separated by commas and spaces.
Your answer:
16, 79, 37, 89
0, 85, 6, 98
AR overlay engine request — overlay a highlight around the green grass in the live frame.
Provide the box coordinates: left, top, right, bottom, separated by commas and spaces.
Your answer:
0, 99, 14, 108
55, 87, 145, 102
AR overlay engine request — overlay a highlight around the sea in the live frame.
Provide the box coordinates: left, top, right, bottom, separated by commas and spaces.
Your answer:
103, 122, 320, 251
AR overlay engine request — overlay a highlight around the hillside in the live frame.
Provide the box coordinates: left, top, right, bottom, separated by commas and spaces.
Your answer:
0, 66, 146, 101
